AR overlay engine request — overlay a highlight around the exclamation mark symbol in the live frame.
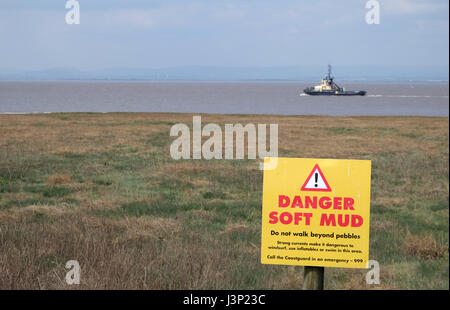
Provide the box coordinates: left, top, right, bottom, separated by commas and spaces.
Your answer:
314, 172, 318, 187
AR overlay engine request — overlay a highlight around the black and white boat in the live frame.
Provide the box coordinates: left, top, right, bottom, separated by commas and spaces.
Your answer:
303, 65, 366, 96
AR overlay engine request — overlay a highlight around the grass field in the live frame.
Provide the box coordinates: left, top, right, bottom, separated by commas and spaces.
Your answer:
0, 113, 448, 289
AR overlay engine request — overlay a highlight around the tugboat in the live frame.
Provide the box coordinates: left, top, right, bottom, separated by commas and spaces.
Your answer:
303, 65, 366, 96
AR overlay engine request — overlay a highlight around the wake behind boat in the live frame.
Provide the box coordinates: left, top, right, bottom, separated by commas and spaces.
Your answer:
303, 65, 366, 96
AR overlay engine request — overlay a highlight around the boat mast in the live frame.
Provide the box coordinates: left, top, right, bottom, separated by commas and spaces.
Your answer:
328, 64, 342, 91
327, 64, 335, 89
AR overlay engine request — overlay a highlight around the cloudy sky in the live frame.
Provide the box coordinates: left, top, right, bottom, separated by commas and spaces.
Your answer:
0, 0, 448, 71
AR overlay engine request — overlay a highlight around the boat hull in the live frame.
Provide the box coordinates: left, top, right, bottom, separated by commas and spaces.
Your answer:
304, 90, 367, 96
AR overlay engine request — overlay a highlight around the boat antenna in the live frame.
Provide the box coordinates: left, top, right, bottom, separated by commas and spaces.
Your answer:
328, 64, 332, 80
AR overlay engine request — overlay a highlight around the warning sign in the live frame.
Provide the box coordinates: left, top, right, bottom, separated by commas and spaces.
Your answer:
261, 158, 371, 269
301, 164, 331, 192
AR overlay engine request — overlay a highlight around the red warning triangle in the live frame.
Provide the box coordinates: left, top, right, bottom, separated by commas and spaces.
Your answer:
301, 164, 332, 192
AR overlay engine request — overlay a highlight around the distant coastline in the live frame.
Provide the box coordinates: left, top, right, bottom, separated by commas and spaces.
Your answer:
1, 66, 448, 82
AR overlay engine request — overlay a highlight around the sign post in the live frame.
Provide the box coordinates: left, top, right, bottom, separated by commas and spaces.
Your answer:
303, 266, 324, 290
261, 158, 371, 289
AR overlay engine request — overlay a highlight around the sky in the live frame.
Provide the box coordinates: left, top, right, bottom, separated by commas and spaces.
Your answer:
0, 0, 448, 71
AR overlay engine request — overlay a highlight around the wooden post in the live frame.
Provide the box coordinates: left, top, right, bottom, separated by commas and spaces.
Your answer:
303, 266, 324, 290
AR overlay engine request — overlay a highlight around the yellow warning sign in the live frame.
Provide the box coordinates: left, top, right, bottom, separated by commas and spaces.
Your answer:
261, 158, 371, 269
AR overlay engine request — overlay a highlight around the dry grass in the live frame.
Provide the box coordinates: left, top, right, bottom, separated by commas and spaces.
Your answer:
47, 174, 73, 185
402, 230, 448, 260
0, 113, 448, 290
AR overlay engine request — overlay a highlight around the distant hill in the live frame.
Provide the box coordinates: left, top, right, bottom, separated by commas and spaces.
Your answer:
0, 66, 448, 82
